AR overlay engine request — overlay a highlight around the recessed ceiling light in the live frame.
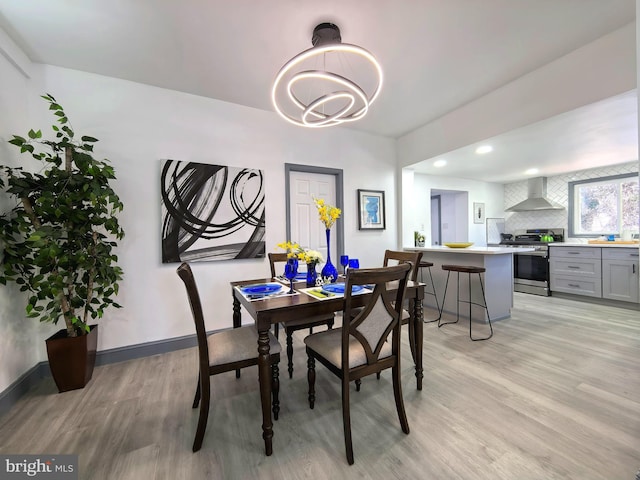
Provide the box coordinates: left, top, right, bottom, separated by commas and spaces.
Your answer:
433, 159, 447, 167
525, 168, 539, 175
475, 145, 493, 154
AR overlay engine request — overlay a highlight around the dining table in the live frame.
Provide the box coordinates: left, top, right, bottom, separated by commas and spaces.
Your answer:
230, 276, 426, 456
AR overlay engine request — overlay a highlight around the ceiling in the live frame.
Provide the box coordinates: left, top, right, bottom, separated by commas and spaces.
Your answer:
412, 90, 638, 183
0, 0, 637, 182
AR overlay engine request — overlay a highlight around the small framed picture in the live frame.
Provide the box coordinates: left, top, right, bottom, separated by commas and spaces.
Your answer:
358, 189, 386, 230
473, 202, 485, 224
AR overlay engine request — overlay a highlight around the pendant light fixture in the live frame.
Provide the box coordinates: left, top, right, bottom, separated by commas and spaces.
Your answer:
271, 23, 383, 128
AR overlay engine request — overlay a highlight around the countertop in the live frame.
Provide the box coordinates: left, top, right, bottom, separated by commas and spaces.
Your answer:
550, 242, 640, 249
407, 245, 535, 255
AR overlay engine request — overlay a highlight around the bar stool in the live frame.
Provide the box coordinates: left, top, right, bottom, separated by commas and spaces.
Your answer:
437, 264, 493, 341
418, 260, 441, 323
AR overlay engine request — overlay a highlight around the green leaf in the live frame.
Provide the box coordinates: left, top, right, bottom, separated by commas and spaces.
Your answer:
9, 136, 25, 146
81, 136, 98, 143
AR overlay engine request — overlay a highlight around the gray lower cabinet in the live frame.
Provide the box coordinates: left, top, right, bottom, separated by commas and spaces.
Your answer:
602, 248, 639, 303
549, 246, 602, 298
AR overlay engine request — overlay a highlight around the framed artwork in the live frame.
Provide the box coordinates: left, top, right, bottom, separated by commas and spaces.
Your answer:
358, 189, 386, 230
160, 159, 265, 263
473, 202, 486, 224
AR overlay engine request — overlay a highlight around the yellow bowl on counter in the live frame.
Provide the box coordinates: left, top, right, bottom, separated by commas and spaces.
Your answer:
443, 242, 474, 248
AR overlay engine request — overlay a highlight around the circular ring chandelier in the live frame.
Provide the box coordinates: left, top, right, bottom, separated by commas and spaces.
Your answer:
271, 23, 383, 128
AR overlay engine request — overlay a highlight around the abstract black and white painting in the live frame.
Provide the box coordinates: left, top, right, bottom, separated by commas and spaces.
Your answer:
161, 160, 265, 263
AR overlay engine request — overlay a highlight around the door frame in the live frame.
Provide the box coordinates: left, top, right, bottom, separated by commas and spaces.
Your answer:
431, 194, 442, 246
285, 163, 345, 258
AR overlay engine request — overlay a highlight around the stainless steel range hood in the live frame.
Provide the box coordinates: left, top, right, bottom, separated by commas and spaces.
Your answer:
506, 177, 565, 212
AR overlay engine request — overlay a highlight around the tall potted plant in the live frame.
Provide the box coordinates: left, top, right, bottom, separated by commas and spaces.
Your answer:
0, 94, 124, 392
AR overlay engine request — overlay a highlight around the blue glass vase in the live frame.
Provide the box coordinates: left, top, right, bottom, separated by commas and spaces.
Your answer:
321, 228, 338, 283
306, 262, 318, 287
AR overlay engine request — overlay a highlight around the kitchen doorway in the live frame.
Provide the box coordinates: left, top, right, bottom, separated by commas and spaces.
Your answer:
431, 189, 469, 243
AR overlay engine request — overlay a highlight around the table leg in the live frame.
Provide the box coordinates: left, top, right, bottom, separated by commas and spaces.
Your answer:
233, 296, 241, 328
233, 296, 241, 378
413, 294, 424, 391
258, 328, 273, 455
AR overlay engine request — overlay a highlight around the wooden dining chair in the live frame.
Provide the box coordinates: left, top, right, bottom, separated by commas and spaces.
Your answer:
351, 249, 422, 387
268, 252, 335, 379
176, 262, 281, 452
382, 249, 423, 363
304, 263, 412, 465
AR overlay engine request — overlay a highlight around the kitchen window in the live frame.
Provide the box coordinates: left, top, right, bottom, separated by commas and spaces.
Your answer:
568, 172, 639, 237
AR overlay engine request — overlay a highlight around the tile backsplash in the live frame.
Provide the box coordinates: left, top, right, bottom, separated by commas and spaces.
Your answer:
504, 161, 639, 238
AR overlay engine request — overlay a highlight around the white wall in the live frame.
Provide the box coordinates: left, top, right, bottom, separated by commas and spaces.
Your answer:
405, 172, 504, 247
0, 60, 398, 392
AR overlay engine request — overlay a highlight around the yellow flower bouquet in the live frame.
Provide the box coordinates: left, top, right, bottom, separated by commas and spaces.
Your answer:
276, 241, 324, 265
314, 198, 341, 229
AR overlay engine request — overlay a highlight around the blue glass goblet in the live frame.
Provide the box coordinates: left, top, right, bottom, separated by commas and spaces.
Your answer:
340, 255, 349, 275
284, 258, 298, 294
348, 258, 359, 274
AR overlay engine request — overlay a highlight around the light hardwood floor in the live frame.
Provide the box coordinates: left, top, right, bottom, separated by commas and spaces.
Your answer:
1, 293, 639, 479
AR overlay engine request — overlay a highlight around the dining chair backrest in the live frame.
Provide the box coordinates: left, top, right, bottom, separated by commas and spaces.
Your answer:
343, 263, 411, 369
383, 250, 423, 282
176, 262, 209, 371
268, 252, 289, 278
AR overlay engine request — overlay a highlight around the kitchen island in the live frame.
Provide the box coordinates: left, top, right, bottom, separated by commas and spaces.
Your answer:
406, 245, 534, 320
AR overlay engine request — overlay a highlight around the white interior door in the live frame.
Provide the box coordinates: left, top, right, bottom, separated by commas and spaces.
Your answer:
289, 171, 337, 262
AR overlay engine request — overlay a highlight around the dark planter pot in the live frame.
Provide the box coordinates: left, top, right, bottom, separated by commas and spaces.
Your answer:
45, 324, 98, 393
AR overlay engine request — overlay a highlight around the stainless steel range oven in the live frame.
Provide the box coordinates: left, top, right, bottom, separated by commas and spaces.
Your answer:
501, 228, 564, 297
513, 248, 550, 296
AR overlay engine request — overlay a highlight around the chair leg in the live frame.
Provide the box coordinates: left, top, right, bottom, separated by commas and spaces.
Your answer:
376, 372, 381, 380
407, 311, 416, 364
470, 272, 494, 341
424, 266, 441, 323
272, 362, 280, 420
392, 364, 410, 435
192, 373, 201, 408
342, 376, 354, 465
286, 330, 294, 379
307, 351, 316, 409
438, 271, 460, 328
328, 317, 335, 330
192, 374, 210, 452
